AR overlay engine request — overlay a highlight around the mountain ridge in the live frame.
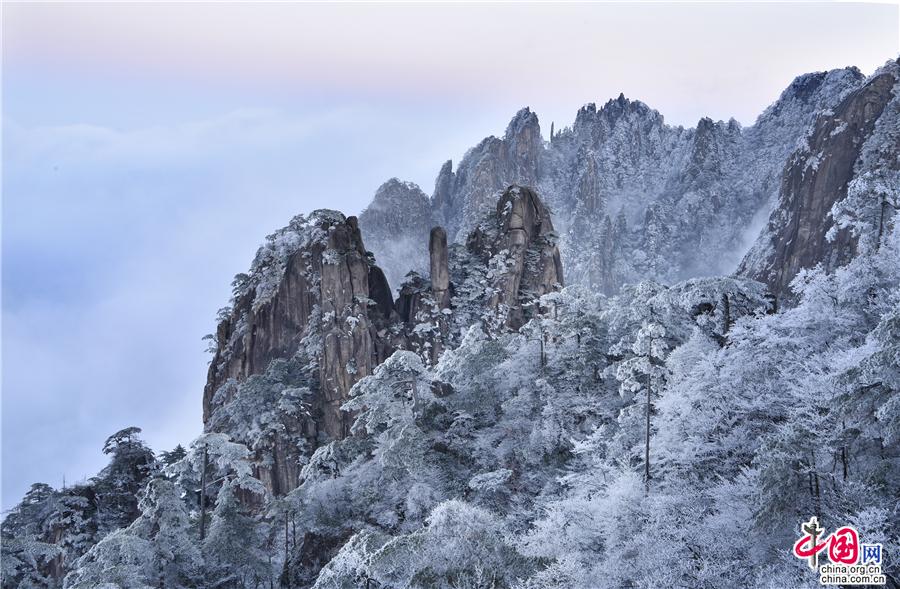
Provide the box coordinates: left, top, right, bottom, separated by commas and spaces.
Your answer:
359, 63, 877, 298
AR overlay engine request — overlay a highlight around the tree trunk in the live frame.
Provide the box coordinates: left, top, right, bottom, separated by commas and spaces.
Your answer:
722, 293, 732, 334
810, 451, 821, 520
199, 445, 209, 541
540, 332, 546, 373
645, 371, 652, 495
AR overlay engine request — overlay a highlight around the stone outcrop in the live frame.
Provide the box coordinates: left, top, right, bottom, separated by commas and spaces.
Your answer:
429, 227, 451, 310
482, 186, 564, 330
204, 188, 563, 496
203, 211, 398, 496
503, 108, 542, 186
684, 117, 741, 192
738, 64, 898, 298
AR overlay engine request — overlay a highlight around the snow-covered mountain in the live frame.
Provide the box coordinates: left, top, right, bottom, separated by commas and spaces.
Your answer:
4, 59, 899, 589
360, 65, 872, 297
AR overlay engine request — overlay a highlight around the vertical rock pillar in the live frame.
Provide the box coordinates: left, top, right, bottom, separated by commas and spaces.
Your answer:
430, 227, 451, 309
428, 226, 452, 363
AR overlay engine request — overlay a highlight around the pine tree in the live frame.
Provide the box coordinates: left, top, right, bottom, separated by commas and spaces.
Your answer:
615, 319, 668, 493
64, 479, 202, 589
92, 427, 157, 535
1, 483, 63, 589
203, 480, 271, 588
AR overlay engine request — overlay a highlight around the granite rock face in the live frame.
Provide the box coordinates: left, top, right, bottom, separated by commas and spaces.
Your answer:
316, 216, 389, 439
203, 63, 899, 499
739, 64, 899, 298
203, 211, 398, 493
481, 186, 564, 330
204, 188, 563, 495
429, 226, 451, 310
203, 213, 392, 433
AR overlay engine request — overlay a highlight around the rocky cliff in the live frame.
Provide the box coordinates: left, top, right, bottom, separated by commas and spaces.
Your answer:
203, 212, 394, 435
738, 60, 900, 298
204, 187, 563, 495
202, 211, 399, 493
428, 108, 543, 244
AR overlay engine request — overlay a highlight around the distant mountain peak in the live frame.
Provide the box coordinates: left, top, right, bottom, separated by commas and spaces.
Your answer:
371, 177, 428, 203
504, 106, 541, 141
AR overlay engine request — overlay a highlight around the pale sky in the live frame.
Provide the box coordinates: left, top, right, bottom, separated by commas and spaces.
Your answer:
2, 1, 898, 510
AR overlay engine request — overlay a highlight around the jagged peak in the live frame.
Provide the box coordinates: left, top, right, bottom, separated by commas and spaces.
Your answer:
578, 102, 597, 115
363, 179, 430, 218
794, 67, 862, 97
373, 177, 427, 198
460, 135, 504, 162
504, 107, 540, 141
224, 207, 353, 322
436, 159, 453, 177
693, 116, 742, 138
755, 66, 865, 124
432, 160, 455, 210
868, 56, 900, 82
696, 116, 716, 131
599, 93, 656, 117
573, 94, 664, 132
307, 208, 347, 227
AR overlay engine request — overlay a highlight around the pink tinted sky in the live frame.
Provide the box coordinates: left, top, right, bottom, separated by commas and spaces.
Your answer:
5, 2, 899, 128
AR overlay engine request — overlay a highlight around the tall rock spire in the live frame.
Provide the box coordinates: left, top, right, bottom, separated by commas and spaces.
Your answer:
429, 226, 451, 310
